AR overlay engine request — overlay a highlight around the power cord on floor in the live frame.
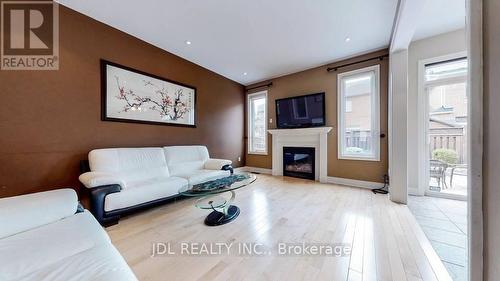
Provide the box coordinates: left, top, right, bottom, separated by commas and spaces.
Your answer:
372, 174, 389, 194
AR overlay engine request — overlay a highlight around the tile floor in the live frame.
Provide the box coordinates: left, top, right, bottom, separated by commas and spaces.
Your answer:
408, 195, 467, 281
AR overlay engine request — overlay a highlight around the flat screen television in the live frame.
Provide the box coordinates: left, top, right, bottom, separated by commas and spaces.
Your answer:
275, 92, 325, 129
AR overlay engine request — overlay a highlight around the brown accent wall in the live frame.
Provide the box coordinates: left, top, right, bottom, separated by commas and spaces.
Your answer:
0, 6, 245, 199
245, 50, 389, 183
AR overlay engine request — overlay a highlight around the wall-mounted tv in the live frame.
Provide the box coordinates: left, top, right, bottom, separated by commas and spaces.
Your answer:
275, 92, 325, 129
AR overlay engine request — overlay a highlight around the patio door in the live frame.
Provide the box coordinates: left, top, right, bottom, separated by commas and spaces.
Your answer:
422, 56, 468, 199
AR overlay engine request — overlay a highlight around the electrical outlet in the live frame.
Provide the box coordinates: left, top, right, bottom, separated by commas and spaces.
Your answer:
269, 118, 273, 123
238, 157, 241, 162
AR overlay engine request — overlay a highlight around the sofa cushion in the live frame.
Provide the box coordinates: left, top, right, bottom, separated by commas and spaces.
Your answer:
0, 189, 78, 239
17, 243, 137, 281
118, 166, 171, 185
0, 211, 110, 281
89, 148, 170, 184
163, 146, 210, 176
104, 176, 188, 212
176, 169, 231, 185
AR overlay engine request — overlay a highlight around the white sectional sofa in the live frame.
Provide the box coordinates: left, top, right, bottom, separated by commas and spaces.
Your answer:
79, 145, 232, 225
0, 189, 137, 281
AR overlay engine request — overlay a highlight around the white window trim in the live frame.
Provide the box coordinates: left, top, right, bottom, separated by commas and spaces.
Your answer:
337, 65, 381, 161
247, 91, 268, 155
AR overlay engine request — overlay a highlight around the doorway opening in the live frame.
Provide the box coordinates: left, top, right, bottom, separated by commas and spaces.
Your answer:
412, 51, 469, 281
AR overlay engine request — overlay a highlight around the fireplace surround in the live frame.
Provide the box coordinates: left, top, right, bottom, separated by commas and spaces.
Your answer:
268, 127, 332, 183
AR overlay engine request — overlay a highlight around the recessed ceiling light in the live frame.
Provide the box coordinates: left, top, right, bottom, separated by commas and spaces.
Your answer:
345, 37, 351, 43
243, 72, 248, 76
185, 40, 192, 45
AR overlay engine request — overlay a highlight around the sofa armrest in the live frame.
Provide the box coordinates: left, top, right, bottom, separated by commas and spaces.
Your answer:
79, 172, 127, 189
0, 189, 78, 239
204, 158, 232, 170
88, 184, 122, 226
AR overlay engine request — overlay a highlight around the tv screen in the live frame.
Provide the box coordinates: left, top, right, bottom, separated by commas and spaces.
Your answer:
275, 93, 325, 129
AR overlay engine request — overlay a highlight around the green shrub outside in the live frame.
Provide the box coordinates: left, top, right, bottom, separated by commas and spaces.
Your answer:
432, 148, 458, 164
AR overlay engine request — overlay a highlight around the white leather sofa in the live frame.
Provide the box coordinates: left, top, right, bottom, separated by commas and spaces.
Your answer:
0, 189, 137, 281
79, 145, 232, 225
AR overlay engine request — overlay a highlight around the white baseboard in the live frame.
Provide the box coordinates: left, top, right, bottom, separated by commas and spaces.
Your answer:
327, 176, 385, 189
235, 166, 273, 175
237, 167, 384, 190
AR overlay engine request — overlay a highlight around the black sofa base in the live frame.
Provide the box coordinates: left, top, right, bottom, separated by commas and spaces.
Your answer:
103, 195, 187, 226
88, 185, 187, 226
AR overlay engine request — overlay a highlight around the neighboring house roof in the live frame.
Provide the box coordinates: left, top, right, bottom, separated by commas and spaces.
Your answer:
431, 105, 454, 113
429, 117, 464, 128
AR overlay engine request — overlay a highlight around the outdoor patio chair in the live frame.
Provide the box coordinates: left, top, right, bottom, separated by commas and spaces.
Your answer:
449, 163, 468, 188
430, 159, 448, 189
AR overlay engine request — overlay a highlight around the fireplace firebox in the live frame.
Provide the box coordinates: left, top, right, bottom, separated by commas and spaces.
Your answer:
283, 147, 315, 180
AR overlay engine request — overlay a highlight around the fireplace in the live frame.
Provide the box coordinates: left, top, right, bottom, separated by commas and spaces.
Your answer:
283, 147, 315, 180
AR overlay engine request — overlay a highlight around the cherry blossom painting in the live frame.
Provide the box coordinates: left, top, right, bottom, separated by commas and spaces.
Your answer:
101, 60, 196, 127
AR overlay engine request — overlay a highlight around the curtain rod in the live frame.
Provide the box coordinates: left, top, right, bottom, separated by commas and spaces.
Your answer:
425, 56, 467, 67
326, 54, 389, 72
245, 82, 273, 92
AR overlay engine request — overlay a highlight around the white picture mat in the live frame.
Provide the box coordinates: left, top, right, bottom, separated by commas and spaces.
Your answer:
105, 64, 195, 125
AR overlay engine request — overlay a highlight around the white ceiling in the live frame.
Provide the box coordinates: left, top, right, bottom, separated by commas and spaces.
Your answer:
412, 0, 466, 41
56, 0, 398, 85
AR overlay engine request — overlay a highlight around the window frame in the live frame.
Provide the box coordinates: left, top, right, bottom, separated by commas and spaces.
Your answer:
337, 65, 381, 161
247, 90, 268, 155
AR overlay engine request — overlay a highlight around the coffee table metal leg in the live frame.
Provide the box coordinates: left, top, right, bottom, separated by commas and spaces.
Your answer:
204, 190, 240, 226
222, 190, 235, 215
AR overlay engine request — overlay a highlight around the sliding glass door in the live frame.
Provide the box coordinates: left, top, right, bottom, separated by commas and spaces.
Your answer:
424, 58, 468, 198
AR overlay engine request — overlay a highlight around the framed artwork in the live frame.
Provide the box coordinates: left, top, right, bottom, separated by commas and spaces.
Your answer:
101, 60, 196, 127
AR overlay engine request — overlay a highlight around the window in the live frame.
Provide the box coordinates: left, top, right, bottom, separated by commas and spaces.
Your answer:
424, 58, 468, 117
424, 58, 467, 82
345, 100, 353, 112
338, 65, 380, 161
248, 91, 268, 154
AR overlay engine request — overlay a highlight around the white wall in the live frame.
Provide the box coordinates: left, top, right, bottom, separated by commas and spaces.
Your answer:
389, 49, 409, 204
483, 0, 500, 279
407, 29, 467, 194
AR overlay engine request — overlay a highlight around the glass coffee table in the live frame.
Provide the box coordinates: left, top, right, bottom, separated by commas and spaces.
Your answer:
178, 172, 256, 226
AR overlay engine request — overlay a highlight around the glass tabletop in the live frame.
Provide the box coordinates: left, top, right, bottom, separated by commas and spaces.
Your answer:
178, 172, 257, 197
195, 195, 227, 209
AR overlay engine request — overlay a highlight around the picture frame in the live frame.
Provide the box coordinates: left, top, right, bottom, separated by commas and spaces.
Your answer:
101, 59, 197, 127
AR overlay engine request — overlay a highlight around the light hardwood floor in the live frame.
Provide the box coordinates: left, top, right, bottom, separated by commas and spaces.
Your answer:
107, 175, 453, 281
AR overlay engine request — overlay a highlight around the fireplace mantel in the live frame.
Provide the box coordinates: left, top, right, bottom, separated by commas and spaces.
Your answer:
268, 127, 333, 183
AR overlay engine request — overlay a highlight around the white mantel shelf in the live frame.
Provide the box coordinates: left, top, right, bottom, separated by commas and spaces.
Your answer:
268, 127, 333, 183
268, 126, 333, 136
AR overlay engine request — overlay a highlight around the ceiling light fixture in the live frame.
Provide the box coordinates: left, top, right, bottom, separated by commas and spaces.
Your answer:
345, 37, 351, 43
185, 40, 192, 45
243, 72, 248, 76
